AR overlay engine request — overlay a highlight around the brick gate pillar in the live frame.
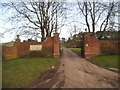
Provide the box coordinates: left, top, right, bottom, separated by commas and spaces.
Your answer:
14, 35, 21, 57
53, 33, 60, 58
83, 33, 101, 58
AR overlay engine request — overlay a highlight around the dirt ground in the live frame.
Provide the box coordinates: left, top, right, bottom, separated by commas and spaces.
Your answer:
24, 48, 119, 88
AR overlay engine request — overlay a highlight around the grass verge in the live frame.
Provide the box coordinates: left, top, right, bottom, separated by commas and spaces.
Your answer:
89, 55, 120, 69
69, 48, 81, 56
70, 48, 119, 70
2, 57, 59, 88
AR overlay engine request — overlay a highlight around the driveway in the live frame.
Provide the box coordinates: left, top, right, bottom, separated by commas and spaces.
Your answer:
25, 48, 119, 88
52, 48, 119, 88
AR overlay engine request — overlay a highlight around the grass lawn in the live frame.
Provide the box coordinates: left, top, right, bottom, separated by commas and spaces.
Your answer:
2, 57, 59, 88
89, 55, 120, 69
70, 48, 119, 69
69, 48, 81, 56
60, 44, 66, 48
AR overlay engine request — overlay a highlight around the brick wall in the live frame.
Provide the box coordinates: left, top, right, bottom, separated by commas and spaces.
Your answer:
100, 40, 120, 54
2, 33, 60, 60
2, 46, 18, 60
53, 33, 60, 58
83, 33, 101, 58
16, 37, 54, 57
83, 33, 120, 58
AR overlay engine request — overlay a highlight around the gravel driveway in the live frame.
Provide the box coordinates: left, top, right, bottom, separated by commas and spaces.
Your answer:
52, 48, 119, 88
25, 48, 119, 88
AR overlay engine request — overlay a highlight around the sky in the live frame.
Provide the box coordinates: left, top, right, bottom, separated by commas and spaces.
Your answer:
0, 0, 119, 43
0, 1, 85, 43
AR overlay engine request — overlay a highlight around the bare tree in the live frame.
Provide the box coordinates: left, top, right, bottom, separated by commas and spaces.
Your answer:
77, 1, 118, 39
1, 0, 67, 41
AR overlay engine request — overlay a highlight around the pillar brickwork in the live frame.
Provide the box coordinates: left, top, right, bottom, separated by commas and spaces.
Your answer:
83, 33, 101, 58
53, 33, 60, 58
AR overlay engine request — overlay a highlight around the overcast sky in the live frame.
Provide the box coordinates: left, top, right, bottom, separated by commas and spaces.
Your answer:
0, 0, 119, 43
0, 1, 85, 43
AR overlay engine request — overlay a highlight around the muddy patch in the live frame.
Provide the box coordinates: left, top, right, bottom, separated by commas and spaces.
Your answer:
23, 61, 61, 88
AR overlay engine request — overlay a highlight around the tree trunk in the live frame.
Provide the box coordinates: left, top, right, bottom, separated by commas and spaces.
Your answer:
41, 27, 45, 41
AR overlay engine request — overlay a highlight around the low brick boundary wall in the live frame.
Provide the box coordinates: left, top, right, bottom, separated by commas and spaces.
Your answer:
100, 40, 119, 55
2, 33, 60, 60
82, 33, 120, 58
2, 46, 18, 60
